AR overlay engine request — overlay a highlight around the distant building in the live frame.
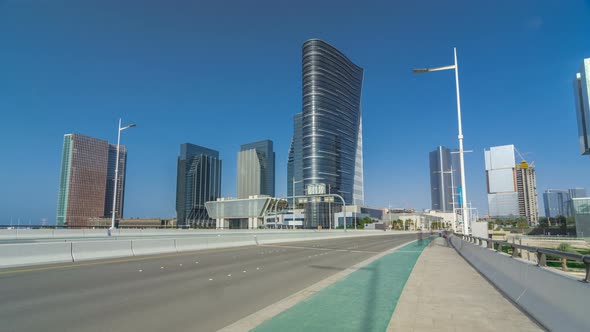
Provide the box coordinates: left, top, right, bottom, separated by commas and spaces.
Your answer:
543, 190, 570, 218
485, 144, 539, 225
237, 140, 275, 198
56, 134, 127, 227
287, 39, 364, 228
485, 145, 519, 218
571, 198, 590, 238
569, 188, 587, 199
429, 146, 462, 212
287, 113, 303, 206
515, 161, 539, 226
176, 143, 221, 228
573, 58, 590, 155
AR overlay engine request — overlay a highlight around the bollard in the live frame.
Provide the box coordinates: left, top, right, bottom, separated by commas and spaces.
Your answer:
584, 262, 590, 283
536, 252, 546, 267
512, 245, 519, 258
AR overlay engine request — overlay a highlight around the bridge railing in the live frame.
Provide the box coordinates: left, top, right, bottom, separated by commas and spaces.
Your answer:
453, 233, 590, 282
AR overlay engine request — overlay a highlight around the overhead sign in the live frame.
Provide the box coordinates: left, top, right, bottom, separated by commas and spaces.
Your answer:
306, 183, 326, 196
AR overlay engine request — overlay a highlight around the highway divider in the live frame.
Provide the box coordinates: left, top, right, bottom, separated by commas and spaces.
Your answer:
0, 230, 417, 269
450, 235, 590, 332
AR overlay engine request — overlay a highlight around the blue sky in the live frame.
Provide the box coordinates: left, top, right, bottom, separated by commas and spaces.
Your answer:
1, 0, 589, 224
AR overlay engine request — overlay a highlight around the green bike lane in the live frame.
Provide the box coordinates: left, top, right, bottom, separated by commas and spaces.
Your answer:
253, 237, 434, 332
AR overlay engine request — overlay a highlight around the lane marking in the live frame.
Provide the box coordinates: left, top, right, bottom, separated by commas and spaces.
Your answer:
0, 245, 259, 276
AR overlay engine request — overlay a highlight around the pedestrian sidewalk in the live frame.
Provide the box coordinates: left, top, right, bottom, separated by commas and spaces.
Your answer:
387, 238, 545, 332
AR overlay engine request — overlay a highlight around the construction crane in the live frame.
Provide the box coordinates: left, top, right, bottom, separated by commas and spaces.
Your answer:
514, 147, 535, 168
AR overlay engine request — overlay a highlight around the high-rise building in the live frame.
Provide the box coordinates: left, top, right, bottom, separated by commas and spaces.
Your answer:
485, 144, 539, 225
429, 146, 463, 212
485, 145, 519, 218
287, 39, 364, 228
515, 161, 539, 225
56, 134, 127, 227
287, 113, 303, 207
176, 143, 222, 228
568, 188, 587, 199
543, 190, 570, 218
574, 58, 590, 155
237, 139, 275, 198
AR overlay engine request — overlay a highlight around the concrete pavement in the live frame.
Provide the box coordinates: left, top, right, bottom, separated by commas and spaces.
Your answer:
387, 237, 545, 332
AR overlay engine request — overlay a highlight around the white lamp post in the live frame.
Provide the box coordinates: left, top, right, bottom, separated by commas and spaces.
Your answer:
413, 47, 469, 234
110, 118, 136, 232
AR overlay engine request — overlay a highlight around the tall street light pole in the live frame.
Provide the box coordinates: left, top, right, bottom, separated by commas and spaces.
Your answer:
413, 47, 469, 234
110, 118, 136, 233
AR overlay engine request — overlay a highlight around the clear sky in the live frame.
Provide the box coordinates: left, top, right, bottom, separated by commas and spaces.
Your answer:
1, 0, 589, 224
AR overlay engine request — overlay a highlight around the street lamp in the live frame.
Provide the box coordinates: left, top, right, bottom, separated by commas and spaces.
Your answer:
110, 118, 136, 233
413, 47, 470, 235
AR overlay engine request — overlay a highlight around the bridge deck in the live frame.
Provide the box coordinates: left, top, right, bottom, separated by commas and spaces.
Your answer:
387, 238, 545, 332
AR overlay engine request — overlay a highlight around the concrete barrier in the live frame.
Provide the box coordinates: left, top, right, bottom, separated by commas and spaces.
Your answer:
175, 237, 209, 252
0, 230, 415, 268
0, 229, 17, 240
72, 240, 133, 261
450, 235, 590, 332
131, 239, 177, 256
0, 242, 73, 268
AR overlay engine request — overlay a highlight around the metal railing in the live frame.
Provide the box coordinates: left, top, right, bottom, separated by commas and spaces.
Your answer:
453, 233, 590, 283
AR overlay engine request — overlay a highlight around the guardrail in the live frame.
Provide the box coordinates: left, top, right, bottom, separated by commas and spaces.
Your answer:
454, 233, 590, 283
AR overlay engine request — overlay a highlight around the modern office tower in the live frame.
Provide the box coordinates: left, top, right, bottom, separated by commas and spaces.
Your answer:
176, 143, 221, 228
287, 113, 303, 206
543, 190, 570, 218
515, 161, 539, 225
56, 134, 127, 227
568, 188, 587, 199
290, 39, 364, 229
574, 58, 590, 155
429, 146, 463, 212
237, 140, 275, 198
485, 145, 519, 217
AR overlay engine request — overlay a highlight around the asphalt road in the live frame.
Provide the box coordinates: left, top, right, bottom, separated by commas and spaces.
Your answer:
0, 233, 418, 332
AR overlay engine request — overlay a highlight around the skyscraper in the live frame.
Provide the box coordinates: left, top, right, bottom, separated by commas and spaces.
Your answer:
568, 188, 587, 199
485, 145, 519, 218
176, 143, 221, 228
543, 189, 570, 218
56, 134, 127, 227
429, 146, 462, 212
515, 161, 539, 225
485, 144, 539, 225
237, 139, 275, 198
288, 39, 364, 228
574, 58, 590, 155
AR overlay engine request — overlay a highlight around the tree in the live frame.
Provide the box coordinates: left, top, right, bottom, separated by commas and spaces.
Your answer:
538, 217, 549, 229
360, 216, 373, 225
557, 215, 567, 234
516, 217, 528, 233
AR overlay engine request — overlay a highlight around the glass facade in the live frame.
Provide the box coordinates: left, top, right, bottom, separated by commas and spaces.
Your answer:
543, 190, 569, 218
287, 113, 304, 206
56, 134, 126, 227
574, 59, 590, 155
429, 146, 462, 212
176, 143, 222, 228
485, 145, 519, 217
237, 140, 274, 198
300, 39, 364, 228
572, 198, 590, 238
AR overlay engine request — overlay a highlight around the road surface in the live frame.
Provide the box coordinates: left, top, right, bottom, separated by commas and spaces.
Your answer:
0, 233, 418, 332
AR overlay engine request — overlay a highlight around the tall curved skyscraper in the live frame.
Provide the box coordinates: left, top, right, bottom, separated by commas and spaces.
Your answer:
289, 39, 364, 228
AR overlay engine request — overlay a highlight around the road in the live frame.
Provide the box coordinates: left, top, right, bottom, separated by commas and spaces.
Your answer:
0, 233, 418, 332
